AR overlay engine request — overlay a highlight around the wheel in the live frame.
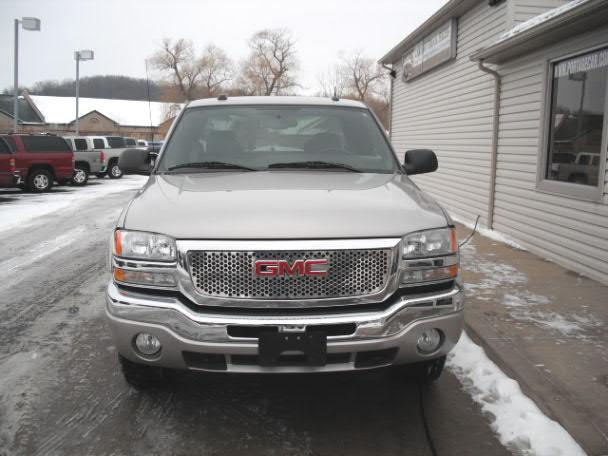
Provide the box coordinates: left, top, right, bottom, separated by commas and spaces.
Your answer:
108, 161, 123, 179
72, 167, 89, 186
27, 169, 53, 192
95, 172, 106, 178
391, 355, 446, 384
118, 354, 168, 389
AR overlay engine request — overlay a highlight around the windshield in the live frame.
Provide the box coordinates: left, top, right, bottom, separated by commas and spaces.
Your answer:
158, 105, 398, 173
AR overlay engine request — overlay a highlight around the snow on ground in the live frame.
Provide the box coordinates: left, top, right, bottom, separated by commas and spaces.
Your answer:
0, 176, 147, 234
447, 332, 587, 456
460, 242, 599, 339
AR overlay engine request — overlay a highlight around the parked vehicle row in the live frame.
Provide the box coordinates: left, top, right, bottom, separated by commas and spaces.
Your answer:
0, 133, 160, 192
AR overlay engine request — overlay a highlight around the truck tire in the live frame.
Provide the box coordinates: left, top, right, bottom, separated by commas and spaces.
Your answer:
72, 166, 89, 186
27, 169, 53, 193
108, 160, 123, 179
118, 354, 168, 389
391, 355, 446, 384
95, 172, 106, 178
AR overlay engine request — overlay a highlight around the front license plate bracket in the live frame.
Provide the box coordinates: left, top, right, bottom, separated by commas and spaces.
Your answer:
258, 331, 327, 367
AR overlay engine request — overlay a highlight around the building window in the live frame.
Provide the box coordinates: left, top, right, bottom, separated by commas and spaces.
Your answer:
542, 47, 608, 199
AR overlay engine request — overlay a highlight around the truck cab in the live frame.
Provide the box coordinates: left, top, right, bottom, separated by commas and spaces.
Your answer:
107, 96, 464, 388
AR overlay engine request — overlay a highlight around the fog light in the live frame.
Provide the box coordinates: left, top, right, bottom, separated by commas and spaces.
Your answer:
417, 328, 442, 354
134, 333, 161, 356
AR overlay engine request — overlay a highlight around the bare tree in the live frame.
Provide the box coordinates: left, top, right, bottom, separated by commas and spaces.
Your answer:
150, 38, 202, 101
316, 64, 349, 98
239, 28, 299, 96
199, 44, 233, 97
341, 50, 386, 101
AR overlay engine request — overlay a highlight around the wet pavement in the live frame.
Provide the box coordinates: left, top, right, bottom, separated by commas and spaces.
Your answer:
0, 179, 511, 456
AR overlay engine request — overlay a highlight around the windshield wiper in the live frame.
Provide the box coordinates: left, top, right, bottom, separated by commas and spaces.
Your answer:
166, 161, 256, 172
267, 161, 361, 172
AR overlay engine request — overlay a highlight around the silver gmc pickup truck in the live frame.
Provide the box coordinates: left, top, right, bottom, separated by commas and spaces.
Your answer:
109, 96, 463, 388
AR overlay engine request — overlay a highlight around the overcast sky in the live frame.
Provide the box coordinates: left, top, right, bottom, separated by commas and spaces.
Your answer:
1, 0, 448, 96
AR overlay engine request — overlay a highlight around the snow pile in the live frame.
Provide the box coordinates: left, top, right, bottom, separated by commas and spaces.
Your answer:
0, 176, 147, 233
496, 0, 590, 42
448, 333, 587, 456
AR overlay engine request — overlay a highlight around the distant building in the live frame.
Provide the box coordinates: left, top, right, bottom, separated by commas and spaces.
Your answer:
0, 92, 181, 140
381, 0, 608, 284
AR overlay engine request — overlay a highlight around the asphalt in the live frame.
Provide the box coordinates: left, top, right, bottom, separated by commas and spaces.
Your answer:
456, 224, 608, 456
0, 179, 512, 456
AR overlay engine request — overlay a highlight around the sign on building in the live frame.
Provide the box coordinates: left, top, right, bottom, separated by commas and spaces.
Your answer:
402, 19, 457, 82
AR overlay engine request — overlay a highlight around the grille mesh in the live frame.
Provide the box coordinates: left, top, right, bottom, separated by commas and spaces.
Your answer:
188, 249, 392, 299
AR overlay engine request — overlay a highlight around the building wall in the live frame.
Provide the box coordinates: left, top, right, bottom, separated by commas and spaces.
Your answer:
0, 112, 12, 132
493, 26, 608, 284
390, 0, 508, 227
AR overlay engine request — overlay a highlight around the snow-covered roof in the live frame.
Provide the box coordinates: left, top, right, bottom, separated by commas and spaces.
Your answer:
495, 0, 590, 44
29, 95, 182, 127
470, 0, 607, 63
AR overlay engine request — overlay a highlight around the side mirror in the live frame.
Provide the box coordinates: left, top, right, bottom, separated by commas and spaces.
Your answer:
403, 149, 438, 175
119, 148, 152, 175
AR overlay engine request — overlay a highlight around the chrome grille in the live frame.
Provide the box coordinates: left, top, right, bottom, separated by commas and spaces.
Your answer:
188, 249, 392, 299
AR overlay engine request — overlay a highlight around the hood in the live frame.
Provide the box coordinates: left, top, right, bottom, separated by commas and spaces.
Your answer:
122, 172, 448, 239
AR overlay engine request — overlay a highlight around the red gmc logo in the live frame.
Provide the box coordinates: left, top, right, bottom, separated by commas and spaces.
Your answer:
255, 259, 329, 277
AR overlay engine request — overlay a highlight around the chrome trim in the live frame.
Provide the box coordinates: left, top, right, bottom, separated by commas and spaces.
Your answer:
173, 238, 403, 308
178, 239, 401, 251
106, 280, 464, 340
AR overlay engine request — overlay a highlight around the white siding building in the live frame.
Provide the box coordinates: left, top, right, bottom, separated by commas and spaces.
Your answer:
381, 0, 608, 284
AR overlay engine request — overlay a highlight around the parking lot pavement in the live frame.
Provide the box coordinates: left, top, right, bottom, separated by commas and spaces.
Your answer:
0, 180, 510, 455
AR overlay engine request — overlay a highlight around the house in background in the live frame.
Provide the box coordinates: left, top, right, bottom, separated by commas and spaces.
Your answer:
381, 0, 608, 284
0, 93, 181, 140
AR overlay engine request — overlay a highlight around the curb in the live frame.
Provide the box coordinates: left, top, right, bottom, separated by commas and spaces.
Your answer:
463, 319, 607, 456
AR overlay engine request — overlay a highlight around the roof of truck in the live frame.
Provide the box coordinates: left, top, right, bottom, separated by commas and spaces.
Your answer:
187, 96, 367, 109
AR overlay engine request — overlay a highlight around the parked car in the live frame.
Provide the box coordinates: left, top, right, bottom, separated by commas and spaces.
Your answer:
136, 139, 148, 148
89, 136, 127, 179
64, 136, 105, 186
0, 134, 74, 192
125, 137, 137, 147
146, 141, 164, 153
555, 151, 601, 185
109, 96, 463, 388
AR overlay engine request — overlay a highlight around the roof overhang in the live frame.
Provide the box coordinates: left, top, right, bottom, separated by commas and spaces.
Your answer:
379, 0, 482, 64
470, 0, 608, 63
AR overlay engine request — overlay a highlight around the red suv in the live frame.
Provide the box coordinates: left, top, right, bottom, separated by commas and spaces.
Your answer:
0, 134, 74, 192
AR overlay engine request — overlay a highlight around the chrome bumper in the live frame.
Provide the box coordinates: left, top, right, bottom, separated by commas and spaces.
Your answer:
106, 281, 464, 373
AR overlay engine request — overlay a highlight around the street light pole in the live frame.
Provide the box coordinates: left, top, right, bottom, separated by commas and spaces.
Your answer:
12, 17, 41, 133
13, 19, 19, 133
75, 53, 80, 135
74, 50, 94, 135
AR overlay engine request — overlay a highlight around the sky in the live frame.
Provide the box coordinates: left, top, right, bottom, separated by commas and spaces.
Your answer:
1, 0, 448, 96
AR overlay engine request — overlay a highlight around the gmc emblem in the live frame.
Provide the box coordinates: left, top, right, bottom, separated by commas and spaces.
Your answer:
255, 259, 329, 277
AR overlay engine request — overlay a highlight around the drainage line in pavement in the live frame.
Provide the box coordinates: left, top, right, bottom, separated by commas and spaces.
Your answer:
418, 382, 438, 456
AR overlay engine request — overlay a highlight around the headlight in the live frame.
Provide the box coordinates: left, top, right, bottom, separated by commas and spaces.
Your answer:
402, 227, 457, 258
114, 229, 176, 262
400, 227, 458, 285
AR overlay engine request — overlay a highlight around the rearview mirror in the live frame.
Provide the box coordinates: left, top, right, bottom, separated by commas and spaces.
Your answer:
119, 148, 153, 175
403, 149, 438, 175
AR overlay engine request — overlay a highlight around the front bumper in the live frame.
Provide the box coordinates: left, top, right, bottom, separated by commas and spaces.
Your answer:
106, 281, 464, 373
